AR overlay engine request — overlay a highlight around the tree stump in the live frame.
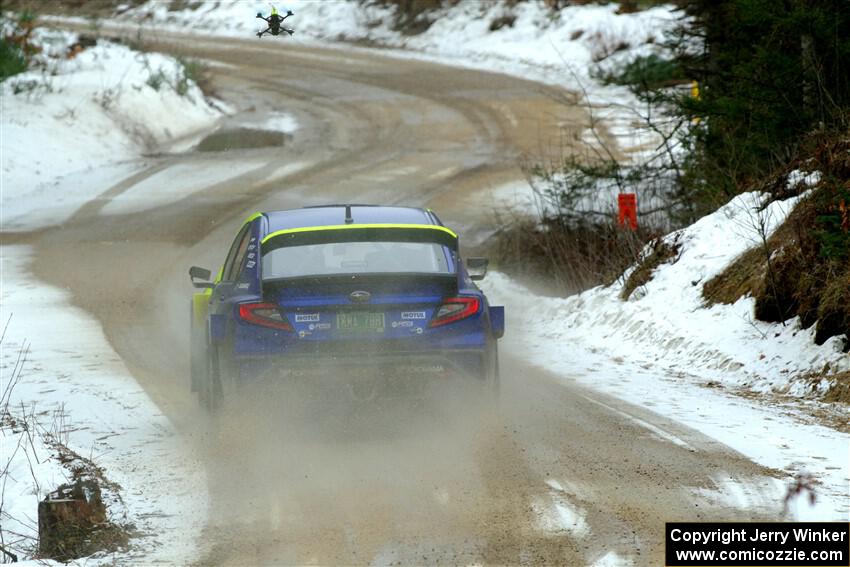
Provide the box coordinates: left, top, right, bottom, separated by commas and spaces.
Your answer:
38, 479, 106, 561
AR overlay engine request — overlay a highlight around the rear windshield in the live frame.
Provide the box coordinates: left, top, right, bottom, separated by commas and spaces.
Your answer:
262, 241, 452, 279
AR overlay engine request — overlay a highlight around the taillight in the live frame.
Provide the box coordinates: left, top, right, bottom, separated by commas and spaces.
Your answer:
429, 297, 480, 328
238, 302, 292, 331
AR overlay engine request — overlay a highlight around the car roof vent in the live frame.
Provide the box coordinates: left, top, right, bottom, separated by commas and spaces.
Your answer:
344, 204, 354, 224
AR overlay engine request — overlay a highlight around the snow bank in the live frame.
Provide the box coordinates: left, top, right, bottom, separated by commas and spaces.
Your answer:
1, 28, 218, 563
481, 192, 850, 519
486, 191, 849, 397
1, 402, 70, 563
1, 30, 221, 230
0, 246, 209, 564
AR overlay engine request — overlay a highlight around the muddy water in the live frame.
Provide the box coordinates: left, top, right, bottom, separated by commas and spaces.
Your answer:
196, 128, 290, 152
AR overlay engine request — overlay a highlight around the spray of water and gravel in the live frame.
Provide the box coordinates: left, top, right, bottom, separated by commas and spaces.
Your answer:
193, 379, 515, 565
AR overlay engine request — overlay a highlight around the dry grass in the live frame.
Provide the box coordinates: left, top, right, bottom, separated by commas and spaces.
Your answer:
814, 266, 850, 345
1, 324, 130, 563
821, 370, 850, 404
587, 30, 631, 62
701, 142, 850, 350
375, 0, 443, 35
491, 210, 661, 296
178, 56, 216, 98
37, 462, 131, 561
703, 132, 850, 349
620, 234, 681, 300
701, 212, 797, 308
701, 245, 766, 305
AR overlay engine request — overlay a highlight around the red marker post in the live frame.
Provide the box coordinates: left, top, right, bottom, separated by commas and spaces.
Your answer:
618, 193, 638, 230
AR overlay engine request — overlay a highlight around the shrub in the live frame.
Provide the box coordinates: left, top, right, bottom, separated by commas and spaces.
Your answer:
0, 38, 27, 81
753, 247, 803, 323
146, 68, 166, 91
822, 370, 850, 404
814, 264, 850, 346
1, 9, 40, 82
492, 211, 660, 296
598, 54, 687, 91
812, 189, 850, 261
176, 56, 213, 97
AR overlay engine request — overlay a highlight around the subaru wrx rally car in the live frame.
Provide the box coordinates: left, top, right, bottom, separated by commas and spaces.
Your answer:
189, 205, 504, 410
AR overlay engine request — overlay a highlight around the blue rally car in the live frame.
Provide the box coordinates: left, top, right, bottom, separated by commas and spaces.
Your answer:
189, 205, 504, 410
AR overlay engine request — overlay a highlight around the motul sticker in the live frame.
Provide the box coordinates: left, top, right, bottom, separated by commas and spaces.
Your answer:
401, 311, 426, 320
295, 313, 320, 322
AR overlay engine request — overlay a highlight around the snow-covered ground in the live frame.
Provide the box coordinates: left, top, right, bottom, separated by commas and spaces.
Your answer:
1, 246, 209, 565
99, 159, 264, 215
1, 29, 222, 230
505, 190, 850, 396
1, 30, 222, 563
481, 191, 850, 520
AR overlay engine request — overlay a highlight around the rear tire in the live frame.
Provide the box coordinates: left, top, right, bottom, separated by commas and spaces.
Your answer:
486, 341, 501, 399
190, 302, 205, 395
201, 345, 224, 413
479, 342, 501, 425
492, 342, 501, 396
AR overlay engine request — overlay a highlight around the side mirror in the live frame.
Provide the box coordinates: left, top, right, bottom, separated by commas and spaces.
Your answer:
256, 12, 262, 17
466, 257, 489, 281
189, 266, 214, 289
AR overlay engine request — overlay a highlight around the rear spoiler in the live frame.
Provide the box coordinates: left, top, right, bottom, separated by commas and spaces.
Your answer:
261, 224, 458, 255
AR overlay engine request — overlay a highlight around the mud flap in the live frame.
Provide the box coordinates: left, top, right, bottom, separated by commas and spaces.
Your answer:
190, 293, 210, 393
490, 306, 505, 339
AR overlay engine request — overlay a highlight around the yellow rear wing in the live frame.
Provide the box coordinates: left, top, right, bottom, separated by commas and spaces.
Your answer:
261, 224, 458, 255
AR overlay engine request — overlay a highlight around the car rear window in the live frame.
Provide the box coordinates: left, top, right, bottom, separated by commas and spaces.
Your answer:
262, 241, 451, 279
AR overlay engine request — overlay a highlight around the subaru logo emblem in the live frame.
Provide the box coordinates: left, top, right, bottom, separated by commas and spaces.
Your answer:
349, 290, 371, 303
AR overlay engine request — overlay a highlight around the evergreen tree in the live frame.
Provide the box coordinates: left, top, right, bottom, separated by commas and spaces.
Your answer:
677, 0, 850, 201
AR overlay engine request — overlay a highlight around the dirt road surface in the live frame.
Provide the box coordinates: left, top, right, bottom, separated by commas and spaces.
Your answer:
20, 32, 780, 565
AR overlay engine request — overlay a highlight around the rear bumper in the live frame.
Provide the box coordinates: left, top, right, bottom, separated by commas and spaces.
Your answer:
232, 349, 488, 385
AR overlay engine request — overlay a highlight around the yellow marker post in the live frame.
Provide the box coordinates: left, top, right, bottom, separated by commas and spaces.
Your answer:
691, 80, 701, 124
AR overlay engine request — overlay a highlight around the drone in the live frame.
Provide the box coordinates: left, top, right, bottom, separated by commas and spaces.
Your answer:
256, 6, 294, 38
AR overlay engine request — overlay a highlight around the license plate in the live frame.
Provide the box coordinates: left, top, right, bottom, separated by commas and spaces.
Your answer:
337, 312, 385, 331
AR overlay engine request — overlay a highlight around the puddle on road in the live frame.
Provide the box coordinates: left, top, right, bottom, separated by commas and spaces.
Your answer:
195, 128, 289, 152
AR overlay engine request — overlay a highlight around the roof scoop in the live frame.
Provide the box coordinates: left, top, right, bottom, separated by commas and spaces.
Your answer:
345, 205, 354, 224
